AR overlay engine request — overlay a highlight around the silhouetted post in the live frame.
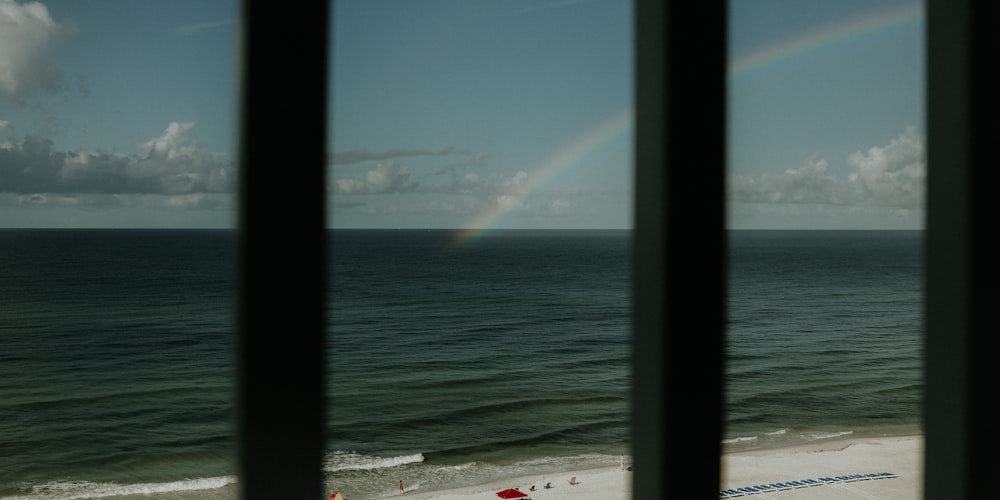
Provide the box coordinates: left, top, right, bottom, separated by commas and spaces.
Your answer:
236, 1, 329, 499
925, 0, 1000, 498
633, 0, 727, 497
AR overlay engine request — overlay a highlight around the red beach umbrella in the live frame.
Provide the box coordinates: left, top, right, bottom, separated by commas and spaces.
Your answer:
496, 488, 528, 499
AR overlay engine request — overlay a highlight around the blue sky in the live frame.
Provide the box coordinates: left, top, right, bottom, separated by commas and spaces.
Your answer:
729, 0, 924, 229
0, 0, 238, 228
328, 0, 632, 229
0, 0, 923, 229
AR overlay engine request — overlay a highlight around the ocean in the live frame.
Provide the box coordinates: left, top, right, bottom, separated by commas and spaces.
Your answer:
724, 230, 923, 451
0, 230, 237, 499
324, 229, 631, 497
0, 229, 922, 499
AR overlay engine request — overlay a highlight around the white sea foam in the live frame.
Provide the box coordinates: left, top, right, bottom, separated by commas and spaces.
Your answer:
723, 428, 792, 445
324, 450, 426, 472
323, 452, 629, 499
722, 436, 758, 444
17, 476, 235, 499
801, 430, 854, 441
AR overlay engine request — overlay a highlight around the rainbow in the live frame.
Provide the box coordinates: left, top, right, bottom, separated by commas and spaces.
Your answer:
451, 107, 632, 245
729, 2, 923, 81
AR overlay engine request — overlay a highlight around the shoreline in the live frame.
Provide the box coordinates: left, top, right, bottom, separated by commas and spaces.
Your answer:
721, 434, 923, 498
398, 465, 631, 500
395, 434, 922, 500
19, 435, 922, 500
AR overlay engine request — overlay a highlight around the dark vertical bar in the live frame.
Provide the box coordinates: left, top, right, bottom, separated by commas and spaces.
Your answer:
633, 0, 727, 497
964, 2, 1000, 494
236, 1, 329, 499
632, 1, 665, 494
925, 0, 999, 498
924, 1, 968, 497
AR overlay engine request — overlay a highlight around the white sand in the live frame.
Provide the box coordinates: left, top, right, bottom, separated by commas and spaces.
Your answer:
722, 434, 923, 499
402, 466, 631, 500
402, 435, 923, 499
102, 435, 922, 499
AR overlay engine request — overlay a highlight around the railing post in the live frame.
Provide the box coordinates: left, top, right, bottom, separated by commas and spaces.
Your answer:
925, 0, 1000, 497
236, 1, 329, 498
633, 0, 727, 497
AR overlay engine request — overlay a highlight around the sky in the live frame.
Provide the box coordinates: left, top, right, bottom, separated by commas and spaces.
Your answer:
0, 0, 238, 228
728, 0, 924, 229
0, 0, 923, 229
328, 0, 632, 230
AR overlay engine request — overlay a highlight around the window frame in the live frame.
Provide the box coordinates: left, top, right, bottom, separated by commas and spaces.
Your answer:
234, 0, 991, 497
235, 2, 329, 499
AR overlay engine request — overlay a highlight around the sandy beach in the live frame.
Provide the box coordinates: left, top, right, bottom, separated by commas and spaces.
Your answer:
97, 435, 922, 500
721, 434, 923, 499
398, 466, 631, 500
395, 435, 922, 500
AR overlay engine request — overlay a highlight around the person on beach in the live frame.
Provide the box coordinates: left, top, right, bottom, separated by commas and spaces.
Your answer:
399, 480, 403, 492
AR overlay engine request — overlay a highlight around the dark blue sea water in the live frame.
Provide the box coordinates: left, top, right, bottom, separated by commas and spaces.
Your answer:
725, 230, 923, 450
0, 230, 237, 499
324, 230, 631, 497
0, 229, 922, 499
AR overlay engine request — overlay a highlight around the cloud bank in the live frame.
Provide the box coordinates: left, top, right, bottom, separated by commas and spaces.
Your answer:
330, 147, 490, 196
0, 0, 75, 102
0, 121, 234, 209
333, 160, 418, 195
729, 128, 925, 211
329, 146, 600, 224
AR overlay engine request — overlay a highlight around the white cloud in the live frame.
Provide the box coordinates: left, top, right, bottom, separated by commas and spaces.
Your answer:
499, 170, 529, 191
160, 193, 223, 209
493, 194, 526, 212
15, 192, 230, 211
0, 121, 234, 199
328, 147, 611, 224
0, 0, 74, 101
129, 122, 232, 194
729, 128, 925, 210
544, 198, 572, 216
846, 126, 924, 208
141, 121, 197, 159
729, 155, 842, 205
332, 160, 418, 194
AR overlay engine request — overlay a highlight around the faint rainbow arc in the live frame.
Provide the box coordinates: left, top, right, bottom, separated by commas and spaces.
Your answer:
452, 107, 632, 245
729, 3, 923, 81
